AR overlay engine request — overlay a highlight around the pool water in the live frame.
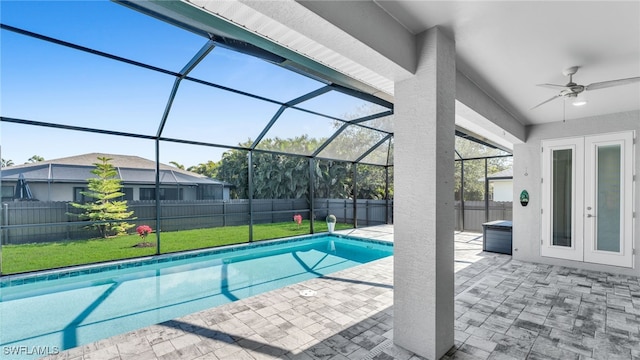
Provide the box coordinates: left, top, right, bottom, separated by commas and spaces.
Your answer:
0, 235, 392, 359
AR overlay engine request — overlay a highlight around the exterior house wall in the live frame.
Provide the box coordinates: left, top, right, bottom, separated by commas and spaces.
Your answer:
492, 180, 513, 202
28, 183, 73, 202
183, 186, 198, 201
512, 110, 639, 276
16, 183, 213, 202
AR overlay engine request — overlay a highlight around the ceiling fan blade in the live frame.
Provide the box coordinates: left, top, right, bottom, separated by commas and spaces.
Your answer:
586, 77, 640, 91
531, 94, 563, 110
536, 83, 570, 90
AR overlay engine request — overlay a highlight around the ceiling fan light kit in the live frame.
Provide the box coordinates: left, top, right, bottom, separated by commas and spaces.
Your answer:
531, 66, 639, 110
572, 93, 587, 107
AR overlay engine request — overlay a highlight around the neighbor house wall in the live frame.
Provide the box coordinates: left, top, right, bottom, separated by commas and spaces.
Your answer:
27, 183, 131, 202
512, 110, 639, 276
492, 180, 513, 202
182, 187, 198, 201
19, 183, 235, 202
23, 183, 203, 202
28, 183, 74, 202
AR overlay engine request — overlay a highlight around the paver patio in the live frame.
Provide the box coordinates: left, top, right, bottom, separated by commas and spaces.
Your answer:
44, 225, 640, 360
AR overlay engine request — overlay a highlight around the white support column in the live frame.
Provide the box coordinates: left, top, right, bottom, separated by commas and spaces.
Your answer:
393, 27, 456, 359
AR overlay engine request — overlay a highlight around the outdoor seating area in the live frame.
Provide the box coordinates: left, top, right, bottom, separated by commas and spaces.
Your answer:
44, 226, 640, 360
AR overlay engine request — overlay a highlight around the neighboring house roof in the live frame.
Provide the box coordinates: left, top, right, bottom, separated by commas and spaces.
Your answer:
477, 168, 514, 182
487, 168, 513, 179
0, 153, 232, 187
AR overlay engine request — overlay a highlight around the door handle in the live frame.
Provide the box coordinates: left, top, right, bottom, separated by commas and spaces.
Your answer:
587, 214, 595, 218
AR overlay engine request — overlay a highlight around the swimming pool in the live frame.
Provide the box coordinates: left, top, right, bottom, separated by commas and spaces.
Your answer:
0, 234, 392, 359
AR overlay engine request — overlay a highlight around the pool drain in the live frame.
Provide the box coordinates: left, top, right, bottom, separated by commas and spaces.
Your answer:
299, 289, 317, 297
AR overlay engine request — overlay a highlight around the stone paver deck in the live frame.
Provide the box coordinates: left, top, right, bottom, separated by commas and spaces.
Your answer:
44, 225, 640, 360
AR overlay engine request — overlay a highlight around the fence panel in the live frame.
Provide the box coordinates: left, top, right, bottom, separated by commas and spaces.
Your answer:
1, 199, 511, 243
7, 203, 80, 244
356, 199, 388, 226
159, 200, 218, 231
1, 198, 391, 244
314, 199, 390, 226
314, 199, 350, 224
251, 199, 308, 224
225, 200, 250, 227
454, 201, 513, 232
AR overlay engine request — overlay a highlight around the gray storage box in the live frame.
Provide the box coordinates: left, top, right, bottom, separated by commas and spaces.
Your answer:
482, 220, 512, 255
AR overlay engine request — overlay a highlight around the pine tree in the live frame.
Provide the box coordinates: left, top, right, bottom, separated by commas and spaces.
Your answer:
69, 156, 135, 238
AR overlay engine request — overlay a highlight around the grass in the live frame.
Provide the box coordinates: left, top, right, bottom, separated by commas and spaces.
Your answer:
1, 221, 353, 274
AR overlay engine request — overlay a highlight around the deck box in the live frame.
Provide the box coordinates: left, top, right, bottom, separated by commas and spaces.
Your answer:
482, 220, 512, 255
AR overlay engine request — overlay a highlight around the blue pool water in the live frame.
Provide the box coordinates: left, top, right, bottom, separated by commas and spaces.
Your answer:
0, 235, 392, 359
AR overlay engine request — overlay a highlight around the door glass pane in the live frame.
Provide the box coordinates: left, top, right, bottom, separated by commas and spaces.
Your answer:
552, 149, 572, 247
596, 145, 621, 252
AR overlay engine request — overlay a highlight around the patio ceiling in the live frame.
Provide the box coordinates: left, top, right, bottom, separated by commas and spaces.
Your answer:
0, 0, 510, 168
188, 1, 639, 151
373, 1, 640, 126
0, 1, 395, 167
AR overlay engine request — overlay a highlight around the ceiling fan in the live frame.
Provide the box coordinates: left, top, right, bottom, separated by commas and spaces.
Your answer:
531, 66, 640, 109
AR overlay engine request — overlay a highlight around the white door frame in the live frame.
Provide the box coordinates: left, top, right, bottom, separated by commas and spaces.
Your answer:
583, 132, 634, 268
541, 131, 635, 268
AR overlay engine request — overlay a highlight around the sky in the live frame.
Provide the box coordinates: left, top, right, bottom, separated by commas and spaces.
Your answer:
0, 0, 387, 168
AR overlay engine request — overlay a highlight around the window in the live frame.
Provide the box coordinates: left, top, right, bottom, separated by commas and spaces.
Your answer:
2, 185, 15, 201
198, 185, 222, 200
121, 188, 133, 201
140, 188, 183, 201
73, 187, 86, 203
140, 188, 154, 201
74, 187, 133, 202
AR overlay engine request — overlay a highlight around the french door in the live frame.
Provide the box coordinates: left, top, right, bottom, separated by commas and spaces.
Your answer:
541, 131, 635, 268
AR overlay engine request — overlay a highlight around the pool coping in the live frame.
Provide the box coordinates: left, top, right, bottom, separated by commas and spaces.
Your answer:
0, 232, 392, 288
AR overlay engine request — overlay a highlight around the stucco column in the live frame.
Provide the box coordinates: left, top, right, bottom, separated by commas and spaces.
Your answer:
393, 27, 455, 359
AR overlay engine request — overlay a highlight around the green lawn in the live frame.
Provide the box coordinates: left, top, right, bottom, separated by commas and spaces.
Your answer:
1, 221, 353, 274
